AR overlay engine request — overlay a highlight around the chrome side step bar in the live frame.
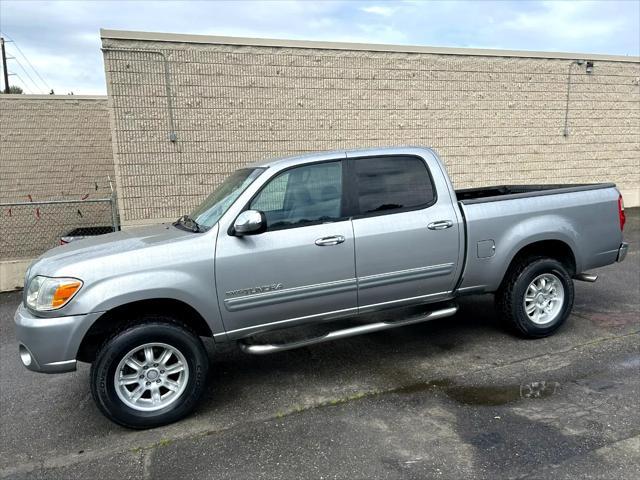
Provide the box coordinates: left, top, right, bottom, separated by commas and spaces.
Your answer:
574, 273, 598, 282
239, 306, 458, 355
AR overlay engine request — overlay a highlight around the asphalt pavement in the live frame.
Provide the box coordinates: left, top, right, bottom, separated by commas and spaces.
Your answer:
1, 209, 638, 480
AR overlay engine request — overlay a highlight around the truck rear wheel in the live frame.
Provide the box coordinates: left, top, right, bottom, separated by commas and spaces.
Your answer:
497, 257, 574, 338
90, 319, 209, 429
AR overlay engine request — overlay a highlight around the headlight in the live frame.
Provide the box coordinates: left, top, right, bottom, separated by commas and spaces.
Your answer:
25, 276, 83, 311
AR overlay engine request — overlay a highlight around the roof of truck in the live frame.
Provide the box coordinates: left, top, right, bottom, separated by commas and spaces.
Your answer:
248, 146, 436, 169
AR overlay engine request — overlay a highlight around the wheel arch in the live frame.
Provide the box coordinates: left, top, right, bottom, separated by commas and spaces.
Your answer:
498, 239, 578, 291
77, 298, 213, 363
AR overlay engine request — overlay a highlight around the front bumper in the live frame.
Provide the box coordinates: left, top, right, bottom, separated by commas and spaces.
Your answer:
14, 304, 102, 373
617, 242, 629, 262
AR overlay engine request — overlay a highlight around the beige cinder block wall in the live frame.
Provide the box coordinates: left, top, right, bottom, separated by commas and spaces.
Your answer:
0, 95, 116, 290
100, 29, 640, 227
0, 95, 115, 202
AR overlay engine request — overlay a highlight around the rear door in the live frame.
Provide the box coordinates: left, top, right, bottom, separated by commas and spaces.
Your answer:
215, 159, 357, 337
347, 154, 461, 312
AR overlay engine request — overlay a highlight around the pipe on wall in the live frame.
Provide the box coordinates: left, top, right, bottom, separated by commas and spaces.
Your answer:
101, 47, 178, 143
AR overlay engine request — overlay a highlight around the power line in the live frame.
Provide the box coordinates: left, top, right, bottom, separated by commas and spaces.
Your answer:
7, 57, 42, 92
9, 55, 44, 93
12, 73, 33, 94
1, 31, 51, 91
0, 31, 52, 91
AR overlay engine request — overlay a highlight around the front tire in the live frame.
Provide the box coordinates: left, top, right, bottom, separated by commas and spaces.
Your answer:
497, 257, 574, 338
90, 319, 209, 429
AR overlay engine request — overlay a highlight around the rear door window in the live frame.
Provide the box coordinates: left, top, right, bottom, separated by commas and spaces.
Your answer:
352, 156, 435, 215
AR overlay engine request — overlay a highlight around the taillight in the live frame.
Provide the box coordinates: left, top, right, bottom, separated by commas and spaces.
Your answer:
618, 194, 625, 231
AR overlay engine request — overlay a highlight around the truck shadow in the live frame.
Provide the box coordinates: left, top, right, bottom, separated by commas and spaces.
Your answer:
198, 294, 511, 412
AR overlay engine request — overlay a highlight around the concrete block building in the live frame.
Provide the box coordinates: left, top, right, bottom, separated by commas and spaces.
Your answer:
0, 95, 114, 203
100, 29, 639, 228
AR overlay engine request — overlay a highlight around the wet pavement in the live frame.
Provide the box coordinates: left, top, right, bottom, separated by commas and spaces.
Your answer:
1, 209, 638, 479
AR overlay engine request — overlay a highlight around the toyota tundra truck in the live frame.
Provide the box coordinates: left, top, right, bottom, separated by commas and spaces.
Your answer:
15, 147, 628, 428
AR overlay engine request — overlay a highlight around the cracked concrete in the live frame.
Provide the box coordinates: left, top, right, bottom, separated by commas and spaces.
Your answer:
0, 208, 638, 479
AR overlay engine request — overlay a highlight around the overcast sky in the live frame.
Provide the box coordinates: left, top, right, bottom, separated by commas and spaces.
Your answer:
1, 0, 638, 95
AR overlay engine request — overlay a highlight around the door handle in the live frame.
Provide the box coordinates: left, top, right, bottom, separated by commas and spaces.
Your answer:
315, 235, 345, 246
427, 220, 453, 230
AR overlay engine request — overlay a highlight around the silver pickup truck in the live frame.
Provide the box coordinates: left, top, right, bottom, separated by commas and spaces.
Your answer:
15, 147, 628, 428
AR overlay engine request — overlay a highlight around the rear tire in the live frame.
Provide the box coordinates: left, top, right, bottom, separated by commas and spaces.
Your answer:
90, 318, 209, 429
497, 257, 574, 338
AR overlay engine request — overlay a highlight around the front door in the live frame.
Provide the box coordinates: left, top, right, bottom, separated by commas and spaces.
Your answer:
215, 160, 357, 338
348, 154, 461, 312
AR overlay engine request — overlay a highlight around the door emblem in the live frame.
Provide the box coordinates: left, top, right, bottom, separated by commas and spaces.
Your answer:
226, 283, 283, 297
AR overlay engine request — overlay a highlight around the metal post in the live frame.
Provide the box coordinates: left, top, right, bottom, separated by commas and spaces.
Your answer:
108, 176, 119, 232
110, 196, 119, 232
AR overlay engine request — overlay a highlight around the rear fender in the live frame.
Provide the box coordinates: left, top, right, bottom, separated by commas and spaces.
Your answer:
489, 215, 581, 291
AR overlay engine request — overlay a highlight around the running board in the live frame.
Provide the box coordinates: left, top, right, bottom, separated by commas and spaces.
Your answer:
574, 273, 598, 282
239, 306, 458, 355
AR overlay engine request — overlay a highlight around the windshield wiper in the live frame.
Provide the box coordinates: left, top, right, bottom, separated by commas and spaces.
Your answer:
174, 215, 202, 233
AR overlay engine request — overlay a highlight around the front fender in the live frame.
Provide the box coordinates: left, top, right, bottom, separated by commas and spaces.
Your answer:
69, 269, 225, 336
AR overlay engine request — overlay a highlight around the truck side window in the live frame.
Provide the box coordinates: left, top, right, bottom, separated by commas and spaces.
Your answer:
353, 156, 435, 215
250, 161, 343, 230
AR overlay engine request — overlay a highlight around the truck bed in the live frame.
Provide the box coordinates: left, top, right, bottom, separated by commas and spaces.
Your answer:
455, 182, 622, 294
456, 183, 616, 204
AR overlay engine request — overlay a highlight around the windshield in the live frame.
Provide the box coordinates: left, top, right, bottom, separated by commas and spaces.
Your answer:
190, 168, 264, 228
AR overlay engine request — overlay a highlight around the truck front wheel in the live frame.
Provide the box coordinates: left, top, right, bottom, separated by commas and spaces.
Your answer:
90, 319, 209, 429
497, 257, 575, 338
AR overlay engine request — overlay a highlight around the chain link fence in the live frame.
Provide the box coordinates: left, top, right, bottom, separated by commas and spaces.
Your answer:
0, 197, 119, 261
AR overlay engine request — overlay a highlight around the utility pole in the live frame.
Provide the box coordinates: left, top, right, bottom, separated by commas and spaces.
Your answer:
1, 37, 9, 93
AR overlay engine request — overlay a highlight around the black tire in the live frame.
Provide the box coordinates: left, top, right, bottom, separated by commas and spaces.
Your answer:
496, 257, 574, 338
90, 318, 209, 429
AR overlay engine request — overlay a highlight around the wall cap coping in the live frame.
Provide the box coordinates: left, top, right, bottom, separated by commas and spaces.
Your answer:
100, 28, 640, 63
0, 94, 107, 100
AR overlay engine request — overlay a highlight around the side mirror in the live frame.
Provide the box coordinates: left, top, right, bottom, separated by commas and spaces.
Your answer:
233, 210, 266, 236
